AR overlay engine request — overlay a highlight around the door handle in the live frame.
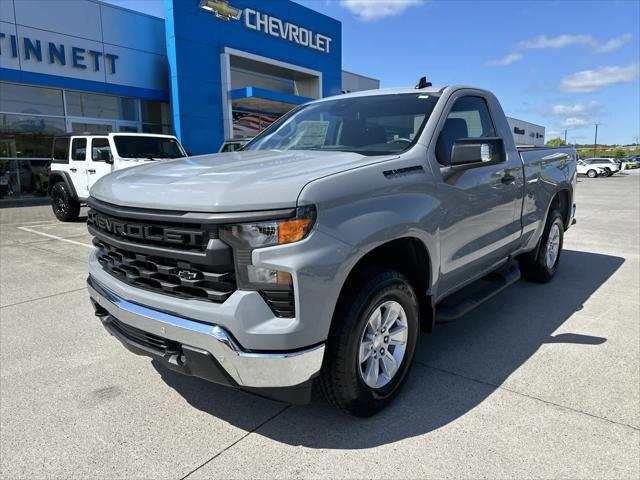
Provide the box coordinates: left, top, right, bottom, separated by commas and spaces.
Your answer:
70, 168, 77, 172
501, 174, 516, 184
88, 169, 96, 174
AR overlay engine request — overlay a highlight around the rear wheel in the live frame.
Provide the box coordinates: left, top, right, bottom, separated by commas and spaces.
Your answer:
518, 210, 564, 283
587, 169, 597, 178
319, 269, 419, 416
605, 168, 613, 177
51, 182, 80, 222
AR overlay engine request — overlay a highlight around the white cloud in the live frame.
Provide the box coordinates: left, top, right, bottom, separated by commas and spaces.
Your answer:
559, 63, 640, 92
561, 118, 588, 127
339, 0, 423, 21
594, 33, 633, 53
518, 33, 632, 53
552, 101, 600, 115
486, 52, 523, 66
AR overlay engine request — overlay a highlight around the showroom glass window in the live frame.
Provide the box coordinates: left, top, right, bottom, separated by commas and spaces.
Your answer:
141, 100, 172, 134
0, 83, 66, 199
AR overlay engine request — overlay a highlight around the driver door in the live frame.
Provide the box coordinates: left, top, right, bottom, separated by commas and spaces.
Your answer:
433, 94, 522, 297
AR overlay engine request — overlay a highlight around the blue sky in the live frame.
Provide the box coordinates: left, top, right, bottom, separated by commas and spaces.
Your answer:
103, 0, 640, 145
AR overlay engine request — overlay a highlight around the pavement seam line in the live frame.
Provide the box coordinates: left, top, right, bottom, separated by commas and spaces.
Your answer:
0, 287, 87, 309
180, 405, 291, 480
417, 361, 640, 432
16, 226, 93, 249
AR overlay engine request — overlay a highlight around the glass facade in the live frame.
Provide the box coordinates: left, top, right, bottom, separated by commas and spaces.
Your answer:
0, 81, 171, 200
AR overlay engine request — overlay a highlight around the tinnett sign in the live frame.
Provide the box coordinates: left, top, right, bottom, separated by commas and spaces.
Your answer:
0, 32, 119, 74
198, 0, 333, 54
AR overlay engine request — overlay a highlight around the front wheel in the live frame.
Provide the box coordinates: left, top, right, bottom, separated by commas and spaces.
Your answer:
51, 182, 80, 222
319, 269, 419, 416
518, 210, 564, 283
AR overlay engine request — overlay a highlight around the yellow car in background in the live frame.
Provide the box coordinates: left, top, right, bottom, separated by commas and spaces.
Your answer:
622, 157, 638, 169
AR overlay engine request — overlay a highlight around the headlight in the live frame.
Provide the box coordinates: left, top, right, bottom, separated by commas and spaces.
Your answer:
220, 206, 316, 248
219, 206, 316, 311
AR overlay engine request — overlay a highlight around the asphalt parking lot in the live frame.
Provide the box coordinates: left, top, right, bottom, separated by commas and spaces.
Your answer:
1, 171, 639, 479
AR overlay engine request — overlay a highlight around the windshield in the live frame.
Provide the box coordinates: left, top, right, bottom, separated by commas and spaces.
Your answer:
113, 136, 185, 160
244, 93, 440, 156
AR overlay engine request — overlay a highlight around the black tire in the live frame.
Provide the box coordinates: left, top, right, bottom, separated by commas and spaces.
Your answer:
518, 210, 564, 283
587, 169, 597, 178
319, 269, 419, 416
51, 182, 80, 222
605, 168, 613, 177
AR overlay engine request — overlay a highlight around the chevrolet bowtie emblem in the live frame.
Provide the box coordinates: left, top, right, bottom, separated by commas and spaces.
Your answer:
198, 0, 242, 21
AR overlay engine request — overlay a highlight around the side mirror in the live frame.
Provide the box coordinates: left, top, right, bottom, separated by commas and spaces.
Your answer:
186, 151, 193, 157
450, 137, 506, 166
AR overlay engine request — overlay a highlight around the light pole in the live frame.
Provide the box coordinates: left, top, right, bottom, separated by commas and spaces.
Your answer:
564, 129, 568, 144
593, 123, 599, 158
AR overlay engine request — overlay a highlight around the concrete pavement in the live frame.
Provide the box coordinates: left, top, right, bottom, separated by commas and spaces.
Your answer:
1, 172, 638, 479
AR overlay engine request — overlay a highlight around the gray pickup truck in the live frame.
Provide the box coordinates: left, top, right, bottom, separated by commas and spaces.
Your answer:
87, 84, 576, 416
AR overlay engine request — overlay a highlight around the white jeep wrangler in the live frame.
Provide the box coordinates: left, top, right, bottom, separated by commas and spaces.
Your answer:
48, 133, 187, 221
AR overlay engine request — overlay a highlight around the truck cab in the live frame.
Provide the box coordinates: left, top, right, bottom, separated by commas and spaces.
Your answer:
49, 133, 186, 221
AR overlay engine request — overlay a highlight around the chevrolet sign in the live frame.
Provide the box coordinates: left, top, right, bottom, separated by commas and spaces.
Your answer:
198, 1, 333, 54
198, 0, 242, 21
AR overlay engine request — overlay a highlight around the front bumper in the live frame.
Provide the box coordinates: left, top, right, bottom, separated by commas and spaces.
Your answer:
88, 277, 325, 403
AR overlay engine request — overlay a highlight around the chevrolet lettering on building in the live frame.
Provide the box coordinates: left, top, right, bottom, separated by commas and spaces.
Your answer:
198, 1, 333, 53
244, 8, 332, 53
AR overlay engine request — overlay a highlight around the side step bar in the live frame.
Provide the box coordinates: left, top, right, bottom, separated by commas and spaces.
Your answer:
435, 261, 521, 323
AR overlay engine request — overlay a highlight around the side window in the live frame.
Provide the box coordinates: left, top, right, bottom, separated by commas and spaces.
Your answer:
436, 96, 496, 165
52, 138, 70, 164
71, 138, 87, 161
91, 138, 112, 162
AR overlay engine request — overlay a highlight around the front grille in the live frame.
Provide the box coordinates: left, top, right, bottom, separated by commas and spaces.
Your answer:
110, 316, 178, 354
261, 290, 296, 318
94, 239, 236, 302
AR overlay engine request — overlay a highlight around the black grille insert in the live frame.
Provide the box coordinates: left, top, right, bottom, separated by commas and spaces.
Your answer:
109, 316, 178, 354
261, 289, 295, 318
94, 239, 236, 303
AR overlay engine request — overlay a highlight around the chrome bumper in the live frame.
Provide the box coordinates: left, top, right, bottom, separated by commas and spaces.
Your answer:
88, 278, 325, 389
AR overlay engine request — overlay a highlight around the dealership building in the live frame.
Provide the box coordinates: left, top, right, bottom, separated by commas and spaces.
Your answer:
0, 0, 378, 200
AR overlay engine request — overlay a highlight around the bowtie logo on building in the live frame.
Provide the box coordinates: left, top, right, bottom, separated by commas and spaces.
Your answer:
198, 0, 242, 21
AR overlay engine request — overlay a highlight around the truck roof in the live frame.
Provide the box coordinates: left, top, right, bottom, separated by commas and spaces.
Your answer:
314, 85, 486, 103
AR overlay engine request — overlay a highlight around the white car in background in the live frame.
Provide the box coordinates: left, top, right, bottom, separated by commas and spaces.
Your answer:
582, 158, 620, 177
577, 160, 607, 178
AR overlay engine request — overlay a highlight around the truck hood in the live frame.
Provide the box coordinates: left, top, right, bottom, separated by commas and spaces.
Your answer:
90, 149, 394, 212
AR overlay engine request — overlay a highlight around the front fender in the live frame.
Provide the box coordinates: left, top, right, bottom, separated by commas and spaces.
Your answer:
299, 152, 441, 293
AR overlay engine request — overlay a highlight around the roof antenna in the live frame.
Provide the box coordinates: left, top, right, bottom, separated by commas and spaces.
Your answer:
415, 76, 432, 89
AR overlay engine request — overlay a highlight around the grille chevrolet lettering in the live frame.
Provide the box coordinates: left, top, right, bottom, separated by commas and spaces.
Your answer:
88, 210, 204, 248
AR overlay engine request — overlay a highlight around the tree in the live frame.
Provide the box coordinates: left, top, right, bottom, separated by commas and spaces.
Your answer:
546, 137, 566, 147
614, 149, 626, 159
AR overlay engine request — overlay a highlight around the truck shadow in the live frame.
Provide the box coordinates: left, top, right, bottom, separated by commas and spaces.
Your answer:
151, 249, 623, 449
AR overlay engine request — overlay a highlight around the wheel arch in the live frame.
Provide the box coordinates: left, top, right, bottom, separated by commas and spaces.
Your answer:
48, 170, 78, 198
550, 188, 571, 230
334, 236, 435, 333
